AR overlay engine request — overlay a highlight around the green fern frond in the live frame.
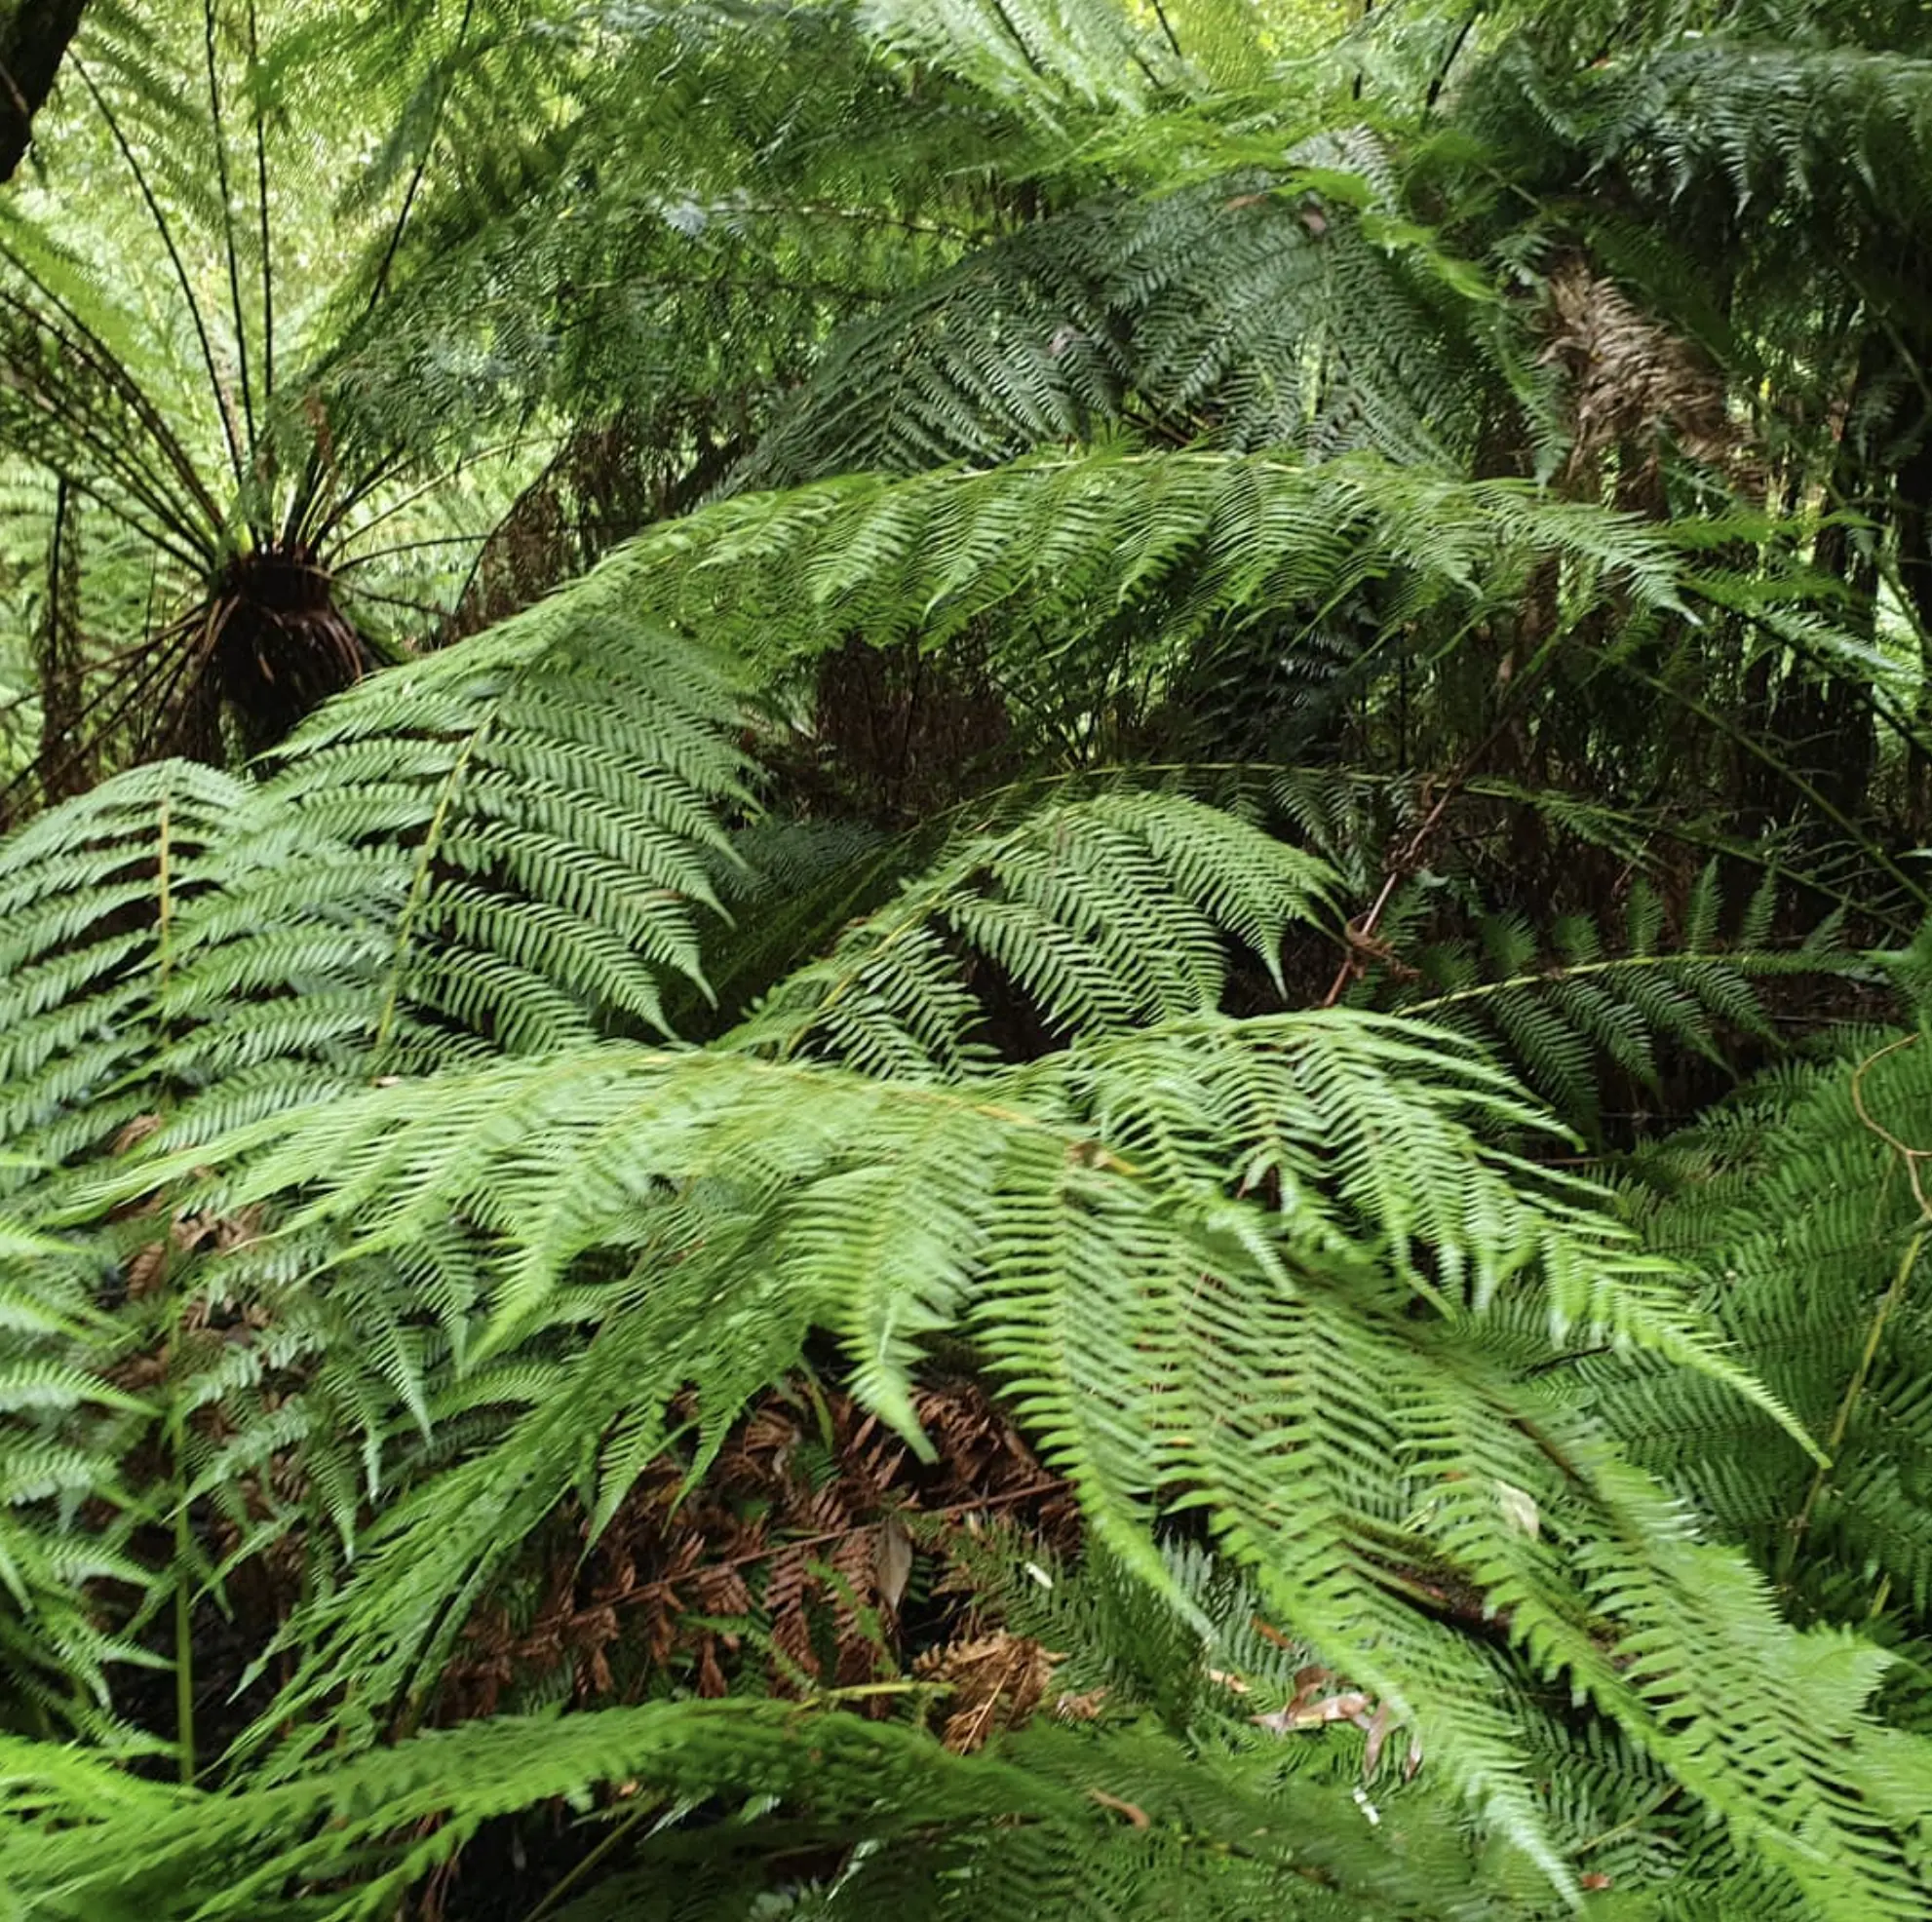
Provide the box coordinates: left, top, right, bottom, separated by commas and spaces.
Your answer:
0, 594, 746, 1170
1381, 865, 1827, 1129
88, 1005, 1888, 1906
741, 156, 1494, 484
728, 788, 1333, 1072
620, 447, 1695, 699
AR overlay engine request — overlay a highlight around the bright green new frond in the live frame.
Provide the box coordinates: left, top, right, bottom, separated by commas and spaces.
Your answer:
621, 446, 1693, 691
0, 595, 747, 1169
0, 1699, 1077, 1921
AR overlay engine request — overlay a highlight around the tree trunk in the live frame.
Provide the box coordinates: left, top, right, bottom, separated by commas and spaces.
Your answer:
0, 0, 87, 182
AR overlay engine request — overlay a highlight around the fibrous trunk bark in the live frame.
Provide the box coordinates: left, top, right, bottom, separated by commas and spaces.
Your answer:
0, 0, 87, 182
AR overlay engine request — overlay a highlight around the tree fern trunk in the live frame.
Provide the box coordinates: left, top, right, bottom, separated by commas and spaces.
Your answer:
0, 0, 88, 181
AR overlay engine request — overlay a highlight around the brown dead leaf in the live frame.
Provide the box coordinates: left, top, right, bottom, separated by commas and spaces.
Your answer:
1087, 1788, 1149, 1827
1054, 1685, 1107, 1721
1362, 1700, 1394, 1775
110, 1113, 163, 1155
915, 1631, 1061, 1752
1251, 1690, 1372, 1735
875, 1515, 913, 1611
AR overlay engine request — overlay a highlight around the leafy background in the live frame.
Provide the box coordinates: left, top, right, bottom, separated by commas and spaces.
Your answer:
6, 0, 1932, 1916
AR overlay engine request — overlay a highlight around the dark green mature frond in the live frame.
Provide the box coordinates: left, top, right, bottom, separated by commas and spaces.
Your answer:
1615, 1006, 1932, 1622
740, 152, 1498, 483
1468, 32, 1932, 250
728, 788, 1334, 1073
1380, 865, 1837, 1130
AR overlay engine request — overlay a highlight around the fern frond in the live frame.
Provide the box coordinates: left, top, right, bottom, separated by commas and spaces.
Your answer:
741, 155, 1494, 484
0, 592, 746, 1169
621, 447, 1694, 699
0, 1207, 158, 1739
91, 1008, 1905, 1911
728, 788, 1333, 1073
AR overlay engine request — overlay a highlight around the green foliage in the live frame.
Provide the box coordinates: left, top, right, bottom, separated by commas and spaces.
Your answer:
1379, 864, 1842, 1130
0, 1202, 156, 1743
11, 0, 1932, 1916
1616, 1006, 1932, 1628
0, 591, 744, 1173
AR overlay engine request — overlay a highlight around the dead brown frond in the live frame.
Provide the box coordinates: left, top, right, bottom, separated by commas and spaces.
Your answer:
441, 1376, 1078, 1724
1542, 257, 1744, 506
913, 1629, 1061, 1753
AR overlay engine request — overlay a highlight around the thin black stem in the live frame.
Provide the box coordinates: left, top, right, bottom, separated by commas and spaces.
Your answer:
320, 435, 540, 553
280, 0, 479, 549
71, 56, 247, 494
335, 532, 489, 568
364, 0, 475, 320
204, 0, 256, 454
1, 391, 204, 561
35, 477, 71, 793
1425, 10, 1478, 117
302, 446, 414, 549
1619, 657, 1932, 911
0, 281, 225, 540
3, 622, 190, 807
339, 583, 450, 618
0, 344, 214, 562
248, 0, 273, 405
53, 471, 212, 578
985, 0, 1046, 77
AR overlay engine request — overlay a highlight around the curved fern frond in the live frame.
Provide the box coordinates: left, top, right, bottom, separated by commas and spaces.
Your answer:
87, 1009, 1893, 1910
0, 589, 747, 1170
740, 157, 1495, 485
728, 788, 1334, 1074
0, 1204, 157, 1740
622, 445, 1694, 682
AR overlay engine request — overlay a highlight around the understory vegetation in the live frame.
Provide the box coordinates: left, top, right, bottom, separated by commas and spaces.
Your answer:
7, 0, 1932, 1914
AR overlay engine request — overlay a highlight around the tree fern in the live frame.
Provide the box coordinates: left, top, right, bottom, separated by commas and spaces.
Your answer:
6, 4, 1932, 1917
